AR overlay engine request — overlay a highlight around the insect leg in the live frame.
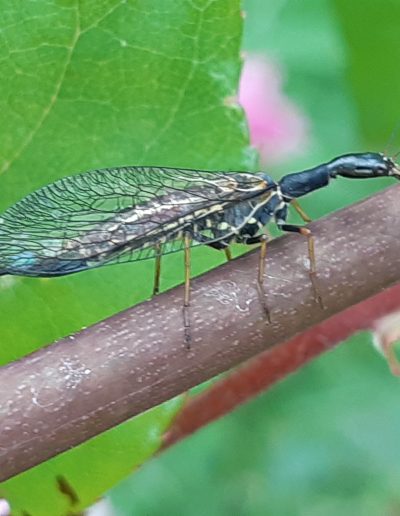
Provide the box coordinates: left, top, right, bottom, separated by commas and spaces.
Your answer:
198, 234, 232, 261
243, 234, 271, 322
224, 247, 233, 261
183, 233, 192, 348
278, 224, 324, 308
257, 236, 271, 323
291, 199, 312, 223
152, 244, 162, 296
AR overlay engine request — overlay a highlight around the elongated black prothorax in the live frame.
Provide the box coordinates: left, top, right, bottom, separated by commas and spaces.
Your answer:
279, 152, 400, 200
0, 152, 398, 346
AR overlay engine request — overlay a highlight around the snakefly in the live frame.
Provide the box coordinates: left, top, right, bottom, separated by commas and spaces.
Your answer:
0, 153, 399, 346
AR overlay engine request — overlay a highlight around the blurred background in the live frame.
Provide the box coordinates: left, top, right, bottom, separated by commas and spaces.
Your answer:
1, 0, 400, 514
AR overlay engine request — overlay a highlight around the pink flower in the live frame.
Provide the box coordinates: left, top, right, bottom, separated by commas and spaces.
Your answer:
239, 54, 309, 165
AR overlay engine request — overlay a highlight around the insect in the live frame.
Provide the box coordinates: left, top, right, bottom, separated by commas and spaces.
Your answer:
0, 152, 399, 346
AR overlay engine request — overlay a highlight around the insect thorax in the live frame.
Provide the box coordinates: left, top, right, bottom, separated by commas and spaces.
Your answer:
188, 189, 283, 246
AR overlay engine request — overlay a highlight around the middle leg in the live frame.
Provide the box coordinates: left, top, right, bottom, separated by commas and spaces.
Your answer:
242, 234, 271, 322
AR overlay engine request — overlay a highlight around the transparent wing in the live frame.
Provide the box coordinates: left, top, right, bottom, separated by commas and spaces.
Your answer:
0, 166, 272, 276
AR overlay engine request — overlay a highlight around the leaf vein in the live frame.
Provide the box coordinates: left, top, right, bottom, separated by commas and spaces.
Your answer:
0, 3, 82, 175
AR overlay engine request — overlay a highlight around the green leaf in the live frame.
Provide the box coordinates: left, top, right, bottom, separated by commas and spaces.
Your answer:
333, 0, 400, 148
0, 0, 252, 512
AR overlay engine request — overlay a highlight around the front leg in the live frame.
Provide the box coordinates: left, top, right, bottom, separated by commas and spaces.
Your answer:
291, 199, 311, 223
277, 223, 323, 308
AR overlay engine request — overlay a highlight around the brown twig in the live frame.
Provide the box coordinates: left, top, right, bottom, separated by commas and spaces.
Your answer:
0, 185, 399, 481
